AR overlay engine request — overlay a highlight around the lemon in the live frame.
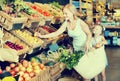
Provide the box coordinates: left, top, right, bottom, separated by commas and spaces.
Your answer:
2, 76, 16, 81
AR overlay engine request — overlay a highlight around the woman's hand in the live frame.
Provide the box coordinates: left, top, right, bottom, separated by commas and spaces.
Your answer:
84, 41, 91, 53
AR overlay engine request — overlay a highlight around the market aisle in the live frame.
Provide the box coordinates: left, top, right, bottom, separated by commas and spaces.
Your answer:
105, 47, 120, 81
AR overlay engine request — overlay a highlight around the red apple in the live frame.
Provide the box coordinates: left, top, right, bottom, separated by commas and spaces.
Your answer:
22, 60, 29, 68
14, 67, 20, 72
10, 70, 16, 76
10, 63, 16, 68
0, 68, 2, 74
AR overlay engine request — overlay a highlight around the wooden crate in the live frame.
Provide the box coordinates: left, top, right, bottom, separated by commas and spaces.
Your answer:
28, 67, 50, 81
22, 12, 43, 28
48, 62, 61, 76
0, 11, 28, 30
49, 63, 66, 81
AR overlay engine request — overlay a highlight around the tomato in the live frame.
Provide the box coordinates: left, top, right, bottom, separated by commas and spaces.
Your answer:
32, 5, 37, 9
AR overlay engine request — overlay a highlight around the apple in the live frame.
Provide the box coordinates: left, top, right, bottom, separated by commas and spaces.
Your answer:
31, 62, 38, 67
29, 72, 35, 77
33, 65, 39, 70
10, 63, 16, 68
18, 63, 23, 68
39, 63, 44, 70
10, 70, 16, 76
26, 67, 33, 73
18, 76, 24, 81
6, 66, 11, 71
0, 68, 2, 74
19, 71, 24, 76
14, 67, 20, 72
25, 76, 31, 81
23, 72, 29, 78
22, 60, 29, 68
20, 67, 26, 72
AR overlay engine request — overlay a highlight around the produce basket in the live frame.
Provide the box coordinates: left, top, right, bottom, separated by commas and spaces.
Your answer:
22, 11, 43, 28
29, 67, 50, 81
73, 46, 107, 79
2, 30, 30, 55
11, 29, 44, 49
0, 11, 28, 30
49, 62, 61, 76
25, 2, 53, 24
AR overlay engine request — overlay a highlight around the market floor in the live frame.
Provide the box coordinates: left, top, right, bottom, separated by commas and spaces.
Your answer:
105, 47, 120, 81
59, 47, 120, 81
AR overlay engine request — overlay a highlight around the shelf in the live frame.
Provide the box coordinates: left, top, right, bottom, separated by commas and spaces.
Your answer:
105, 26, 120, 29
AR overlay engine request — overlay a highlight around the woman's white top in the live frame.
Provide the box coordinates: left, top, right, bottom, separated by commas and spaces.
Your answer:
67, 18, 87, 51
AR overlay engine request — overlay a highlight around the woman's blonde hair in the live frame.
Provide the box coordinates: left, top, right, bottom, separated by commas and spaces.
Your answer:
63, 4, 78, 20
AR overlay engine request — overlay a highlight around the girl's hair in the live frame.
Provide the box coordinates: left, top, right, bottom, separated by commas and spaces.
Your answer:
92, 24, 105, 37
63, 4, 79, 20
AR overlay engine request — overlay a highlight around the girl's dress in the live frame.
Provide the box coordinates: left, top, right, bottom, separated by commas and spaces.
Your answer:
67, 18, 87, 51
92, 35, 108, 66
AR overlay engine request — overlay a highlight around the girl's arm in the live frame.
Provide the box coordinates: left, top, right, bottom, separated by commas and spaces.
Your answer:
102, 36, 108, 45
35, 21, 67, 38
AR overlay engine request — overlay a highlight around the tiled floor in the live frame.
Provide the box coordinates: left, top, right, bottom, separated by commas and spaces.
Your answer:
105, 47, 120, 81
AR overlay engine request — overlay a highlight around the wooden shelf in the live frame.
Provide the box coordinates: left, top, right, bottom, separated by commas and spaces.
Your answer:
105, 26, 120, 29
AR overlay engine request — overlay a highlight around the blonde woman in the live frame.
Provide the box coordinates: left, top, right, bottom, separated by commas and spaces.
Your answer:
35, 4, 92, 81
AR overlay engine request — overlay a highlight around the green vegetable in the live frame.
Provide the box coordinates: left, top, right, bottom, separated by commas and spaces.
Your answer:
50, 1, 62, 9
59, 50, 84, 70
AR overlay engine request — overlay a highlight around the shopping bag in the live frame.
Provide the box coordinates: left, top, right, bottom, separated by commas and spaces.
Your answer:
0, 48, 19, 62
74, 46, 106, 79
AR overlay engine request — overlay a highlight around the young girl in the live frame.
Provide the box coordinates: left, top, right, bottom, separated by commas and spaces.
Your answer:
92, 25, 108, 81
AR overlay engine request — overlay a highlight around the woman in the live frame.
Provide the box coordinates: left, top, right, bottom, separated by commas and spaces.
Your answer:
35, 4, 92, 81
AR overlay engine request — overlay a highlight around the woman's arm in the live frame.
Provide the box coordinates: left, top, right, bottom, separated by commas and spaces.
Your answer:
79, 19, 92, 48
35, 21, 67, 38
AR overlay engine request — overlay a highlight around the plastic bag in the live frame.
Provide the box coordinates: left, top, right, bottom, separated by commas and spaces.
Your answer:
0, 48, 19, 62
74, 46, 106, 79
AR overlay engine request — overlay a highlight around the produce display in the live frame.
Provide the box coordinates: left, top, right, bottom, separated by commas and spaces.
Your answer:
25, 2, 53, 20
0, 1, 66, 81
11, 30, 44, 48
4, 60, 46, 81
30, 25, 56, 34
34, 3, 63, 18
5, 41, 23, 51
3, 31, 29, 55
0, 0, 29, 30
